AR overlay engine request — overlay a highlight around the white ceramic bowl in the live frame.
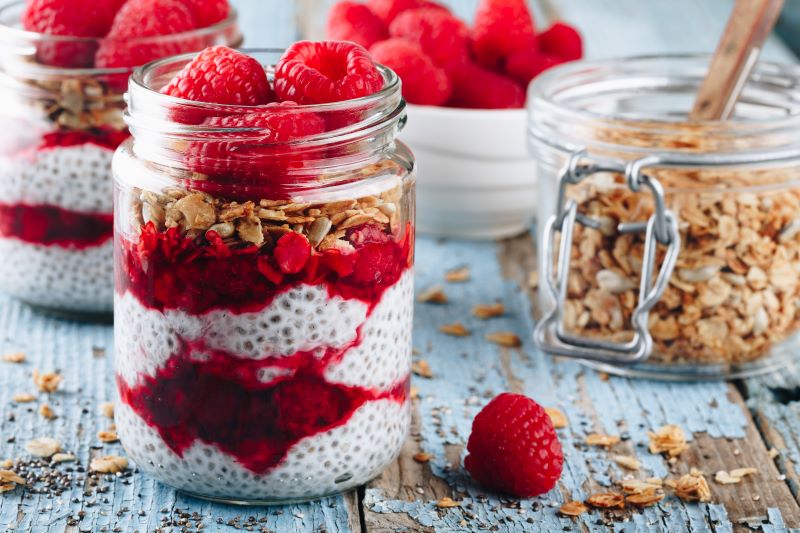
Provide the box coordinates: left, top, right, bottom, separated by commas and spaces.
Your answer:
400, 104, 537, 240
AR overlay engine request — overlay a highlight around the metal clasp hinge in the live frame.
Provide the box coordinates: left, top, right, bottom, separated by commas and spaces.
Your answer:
534, 151, 681, 365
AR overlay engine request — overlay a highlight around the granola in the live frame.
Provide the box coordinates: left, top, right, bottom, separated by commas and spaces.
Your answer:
648, 425, 688, 457
672, 468, 711, 502
132, 167, 405, 251
553, 165, 800, 364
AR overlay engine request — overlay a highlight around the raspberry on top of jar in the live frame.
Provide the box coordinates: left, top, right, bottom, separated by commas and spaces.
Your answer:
114, 43, 414, 501
0, 0, 240, 314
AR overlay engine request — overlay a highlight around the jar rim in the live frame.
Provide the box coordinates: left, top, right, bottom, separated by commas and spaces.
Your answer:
0, 0, 241, 76
528, 53, 800, 158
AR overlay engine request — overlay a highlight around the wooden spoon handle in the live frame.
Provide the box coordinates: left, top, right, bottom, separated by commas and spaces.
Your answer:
690, 0, 784, 121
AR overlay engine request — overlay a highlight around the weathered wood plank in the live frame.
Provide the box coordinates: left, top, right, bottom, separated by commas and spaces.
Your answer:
0, 301, 360, 533
362, 235, 800, 532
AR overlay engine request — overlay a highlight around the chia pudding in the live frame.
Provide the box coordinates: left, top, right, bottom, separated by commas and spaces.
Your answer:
113, 48, 415, 502
0, 0, 241, 316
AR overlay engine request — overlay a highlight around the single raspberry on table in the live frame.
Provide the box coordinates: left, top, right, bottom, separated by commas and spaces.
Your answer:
274, 41, 384, 104
505, 48, 561, 85
370, 38, 451, 106
326, 1, 388, 49
160, 46, 274, 105
538, 22, 583, 61
366, 0, 448, 24
471, 0, 536, 69
448, 62, 525, 109
389, 7, 469, 67
465, 392, 563, 498
21, 0, 126, 67
185, 0, 230, 27
94, 0, 201, 70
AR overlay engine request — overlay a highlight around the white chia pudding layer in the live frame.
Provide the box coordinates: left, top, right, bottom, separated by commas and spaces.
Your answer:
0, 144, 114, 212
115, 270, 414, 391
0, 239, 113, 313
116, 398, 410, 502
0, 143, 115, 313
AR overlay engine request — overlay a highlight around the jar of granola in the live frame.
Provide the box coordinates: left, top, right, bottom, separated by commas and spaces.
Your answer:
113, 51, 414, 503
529, 55, 800, 379
0, 0, 240, 318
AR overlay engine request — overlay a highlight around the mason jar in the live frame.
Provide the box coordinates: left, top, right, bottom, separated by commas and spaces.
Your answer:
0, 0, 241, 318
113, 50, 415, 503
529, 55, 800, 380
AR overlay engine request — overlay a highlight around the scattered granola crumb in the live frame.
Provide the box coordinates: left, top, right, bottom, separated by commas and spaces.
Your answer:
473, 303, 505, 319
445, 267, 470, 283
2, 352, 25, 364
25, 438, 61, 458
0, 469, 24, 485
410, 386, 420, 399
32, 370, 62, 393
611, 455, 641, 471
626, 489, 664, 507
439, 322, 470, 337
0, 460, 12, 469
412, 360, 433, 378
558, 501, 588, 517
436, 497, 460, 508
528, 271, 538, 289
100, 402, 115, 419
621, 478, 662, 495
90, 455, 128, 474
0, 484, 17, 493
769, 447, 780, 459
674, 469, 711, 502
585, 433, 620, 447
51, 453, 76, 464
715, 467, 758, 485
38, 404, 55, 420
545, 407, 568, 429
12, 393, 36, 403
97, 429, 119, 443
648, 424, 688, 457
485, 331, 521, 347
413, 452, 432, 463
418, 286, 448, 304
586, 492, 625, 509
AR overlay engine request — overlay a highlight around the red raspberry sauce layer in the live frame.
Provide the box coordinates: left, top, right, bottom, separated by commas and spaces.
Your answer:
38, 128, 130, 153
117, 338, 409, 474
117, 222, 414, 314
0, 203, 113, 249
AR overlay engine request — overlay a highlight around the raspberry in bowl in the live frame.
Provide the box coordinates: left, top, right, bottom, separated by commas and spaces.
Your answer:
326, 0, 583, 239
0, 0, 241, 318
113, 43, 415, 503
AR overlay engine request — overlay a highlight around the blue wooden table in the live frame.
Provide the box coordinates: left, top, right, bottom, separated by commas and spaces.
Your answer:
3, 1, 800, 532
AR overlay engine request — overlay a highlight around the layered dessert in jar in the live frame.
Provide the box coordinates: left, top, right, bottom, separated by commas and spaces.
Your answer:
114, 43, 415, 502
0, 0, 240, 316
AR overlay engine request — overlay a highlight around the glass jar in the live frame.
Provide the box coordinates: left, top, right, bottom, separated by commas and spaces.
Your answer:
529, 55, 800, 380
0, 0, 241, 318
113, 50, 415, 503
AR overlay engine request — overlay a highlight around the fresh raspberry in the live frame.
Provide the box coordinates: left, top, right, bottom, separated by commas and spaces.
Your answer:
326, 1, 388, 49
389, 8, 469, 67
471, 0, 535, 69
274, 232, 312, 274
465, 393, 563, 498
21, 0, 126, 67
366, 0, 448, 24
161, 46, 274, 105
186, 0, 230, 27
185, 102, 325, 181
538, 22, 583, 61
505, 48, 561, 85
274, 41, 384, 104
370, 38, 450, 106
448, 63, 525, 109
94, 0, 201, 70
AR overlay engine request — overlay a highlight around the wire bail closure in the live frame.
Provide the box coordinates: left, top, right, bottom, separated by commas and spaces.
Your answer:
534, 150, 681, 364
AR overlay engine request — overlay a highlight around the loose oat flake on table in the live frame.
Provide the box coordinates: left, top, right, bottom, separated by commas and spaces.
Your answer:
672, 469, 712, 502
558, 501, 589, 517
648, 424, 688, 457
585, 433, 621, 447
587, 492, 625, 509
90, 455, 128, 474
